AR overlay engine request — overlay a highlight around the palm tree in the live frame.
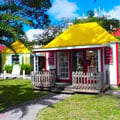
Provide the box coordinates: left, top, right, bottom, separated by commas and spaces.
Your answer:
0, 13, 31, 49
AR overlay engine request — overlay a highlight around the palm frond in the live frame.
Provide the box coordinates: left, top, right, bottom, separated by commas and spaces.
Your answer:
0, 23, 18, 40
0, 14, 32, 25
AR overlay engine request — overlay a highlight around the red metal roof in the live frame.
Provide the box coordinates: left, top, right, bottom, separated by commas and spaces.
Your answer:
0, 44, 6, 52
111, 28, 120, 37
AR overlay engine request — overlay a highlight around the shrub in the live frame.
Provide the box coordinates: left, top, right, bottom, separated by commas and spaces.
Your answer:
4, 65, 13, 73
21, 64, 33, 74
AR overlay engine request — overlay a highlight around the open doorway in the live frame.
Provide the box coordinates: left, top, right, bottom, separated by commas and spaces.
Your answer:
38, 56, 45, 71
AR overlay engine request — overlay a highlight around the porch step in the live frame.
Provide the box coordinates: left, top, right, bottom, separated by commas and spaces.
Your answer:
55, 82, 72, 87
50, 82, 74, 93
74, 89, 99, 93
51, 87, 74, 91
51, 89, 74, 94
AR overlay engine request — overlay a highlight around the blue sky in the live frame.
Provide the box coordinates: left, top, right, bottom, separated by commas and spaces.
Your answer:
25, 0, 120, 41
49, 0, 120, 21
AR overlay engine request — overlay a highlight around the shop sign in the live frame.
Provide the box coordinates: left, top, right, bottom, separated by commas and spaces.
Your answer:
104, 47, 113, 64
48, 52, 55, 65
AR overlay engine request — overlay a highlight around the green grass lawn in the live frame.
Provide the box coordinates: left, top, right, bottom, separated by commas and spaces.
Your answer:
111, 86, 120, 90
0, 79, 48, 112
37, 94, 120, 120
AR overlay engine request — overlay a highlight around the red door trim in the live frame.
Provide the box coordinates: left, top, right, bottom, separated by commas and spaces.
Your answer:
100, 47, 103, 72
69, 51, 72, 82
116, 43, 119, 86
55, 52, 58, 78
45, 52, 47, 71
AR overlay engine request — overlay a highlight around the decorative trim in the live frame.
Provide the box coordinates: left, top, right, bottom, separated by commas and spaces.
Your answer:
33, 45, 102, 52
45, 52, 47, 71
100, 48, 103, 72
33, 43, 118, 52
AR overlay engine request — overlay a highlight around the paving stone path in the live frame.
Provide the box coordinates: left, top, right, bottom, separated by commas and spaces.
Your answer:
0, 93, 71, 120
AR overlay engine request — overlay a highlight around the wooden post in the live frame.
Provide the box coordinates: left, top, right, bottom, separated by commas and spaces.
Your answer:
72, 72, 74, 87
101, 72, 104, 92
34, 55, 36, 72
31, 71, 34, 85
3, 71, 7, 79
36, 56, 38, 72
23, 70, 25, 80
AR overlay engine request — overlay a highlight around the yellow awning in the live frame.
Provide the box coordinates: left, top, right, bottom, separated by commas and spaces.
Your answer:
3, 40, 31, 54
44, 22, 118, 48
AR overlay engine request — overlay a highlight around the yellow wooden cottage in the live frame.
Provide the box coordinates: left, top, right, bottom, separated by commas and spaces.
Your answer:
2, 40, 31, 67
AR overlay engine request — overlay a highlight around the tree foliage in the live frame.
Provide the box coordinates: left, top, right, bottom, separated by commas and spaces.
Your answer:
0, 0, 51, 47
73, 16, 120, 32
0, 0, 51, 28
0, 14, 31, 51
33, 18, 71, 45
73, 10, 120, 32
34, 25, 62, 45
87, 10, 94, 18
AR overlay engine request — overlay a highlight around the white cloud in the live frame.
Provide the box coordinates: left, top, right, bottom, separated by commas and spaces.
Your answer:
49, 0, 79, 20
106, 6, 120, 19
26, 29, 44, 41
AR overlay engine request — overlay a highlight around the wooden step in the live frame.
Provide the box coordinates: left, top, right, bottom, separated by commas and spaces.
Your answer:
55, 82, 72, 87
74, 89, 99, 93
51, 89, 74, 94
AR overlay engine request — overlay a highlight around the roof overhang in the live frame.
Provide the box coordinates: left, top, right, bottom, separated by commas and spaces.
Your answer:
33, 42, 117, 53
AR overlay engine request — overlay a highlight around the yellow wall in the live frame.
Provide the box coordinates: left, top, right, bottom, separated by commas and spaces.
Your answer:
2, 54, 31, 66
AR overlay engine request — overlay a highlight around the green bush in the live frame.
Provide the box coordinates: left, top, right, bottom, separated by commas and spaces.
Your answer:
21, 64, 33, 74
4, 65, 13, 73
116, 36, 120, 40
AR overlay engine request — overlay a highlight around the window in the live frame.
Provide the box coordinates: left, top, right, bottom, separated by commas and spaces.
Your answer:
12, 55, 19, 64
86, 50, 98, 66
86, 50, 98, 72
76, 51, 85, 72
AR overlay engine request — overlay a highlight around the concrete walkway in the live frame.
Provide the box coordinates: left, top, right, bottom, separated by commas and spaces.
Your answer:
0, 93, 71, 120
105, 90, 120, 96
